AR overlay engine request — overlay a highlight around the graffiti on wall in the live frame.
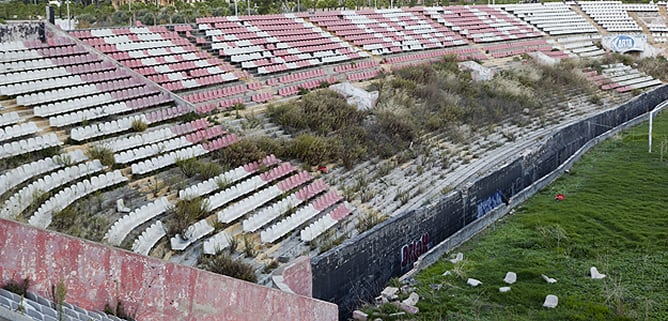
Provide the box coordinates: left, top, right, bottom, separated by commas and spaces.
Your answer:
400, 233, 430, 268
476, 190, 504, 219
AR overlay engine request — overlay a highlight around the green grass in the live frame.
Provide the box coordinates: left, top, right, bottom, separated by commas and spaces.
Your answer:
368, 113, 668, 321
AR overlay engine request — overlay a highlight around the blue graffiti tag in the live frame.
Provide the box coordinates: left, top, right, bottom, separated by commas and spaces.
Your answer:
476, 191, 503, 219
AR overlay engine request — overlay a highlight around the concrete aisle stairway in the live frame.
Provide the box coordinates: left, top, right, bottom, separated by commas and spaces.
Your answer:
628, 11, 656, 44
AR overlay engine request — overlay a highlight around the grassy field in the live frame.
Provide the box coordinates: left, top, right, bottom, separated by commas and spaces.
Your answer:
365, 112, 668, 321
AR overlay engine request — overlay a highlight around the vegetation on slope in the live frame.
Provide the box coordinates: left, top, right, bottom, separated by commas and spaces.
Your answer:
363, 112, 668, 320
263, 57, 594, 169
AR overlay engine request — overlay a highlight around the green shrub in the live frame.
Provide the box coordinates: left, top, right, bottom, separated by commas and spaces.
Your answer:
87, 146, 115, 167
199, 251, 257, 283
196, 160, 223, 179
166, 197, 208, 238
3, 278, 29, 296
175, 157, 198, 177
131, 119, 148, 132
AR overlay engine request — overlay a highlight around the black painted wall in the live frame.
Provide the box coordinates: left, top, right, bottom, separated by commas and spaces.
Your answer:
312, 85, 668, 318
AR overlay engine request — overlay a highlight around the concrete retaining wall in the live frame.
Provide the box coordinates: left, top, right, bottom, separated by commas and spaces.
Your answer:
312, 85, 668, 318
0, 219, 338, 321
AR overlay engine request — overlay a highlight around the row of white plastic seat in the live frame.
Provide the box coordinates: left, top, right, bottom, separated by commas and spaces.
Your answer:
179, 166, 251, 200
260, 204, 319, 243
0, 49, 42, 63
177, 154, 279, 201
35, 90, 129, 117
104, 197, 172, 246
300, 203, 352, 242
16, 78, 140, 106
0, 160, 104, 219
170, 219, 214, 251
0, 58, 54, 72
125, 46, 190, 59
0, 74, 86, 96
132, 220, 167, 256
0, 133, 61, 160
130, 145, 208, 175
18, 84, 99, 106
242, 179, 328, 233
0, 150, 87, 200
300, 216, 337, 243
70, 115, 148, 141
0, 66, 70, 84
28, 170, 128, 228
105, 40, 180, 52
0, 41, 27, 51
260, 190, 342, 243
205, 176, 266, 212
99, 33, 168, 45
48, 102, 130, 127
103, 127, 176, 152
114, 136, 191, 164
217, 185, 283, 224
0, 111, 19, 127
0, 122, 38, 142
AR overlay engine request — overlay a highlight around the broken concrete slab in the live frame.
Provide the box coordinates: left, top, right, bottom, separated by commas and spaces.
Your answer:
402, 292, 419, 306
504, 271, 517, 284
467, 278, 482, 287
392, 301, 419, 314
543, 294, 558, 308
352, 310, 368, 321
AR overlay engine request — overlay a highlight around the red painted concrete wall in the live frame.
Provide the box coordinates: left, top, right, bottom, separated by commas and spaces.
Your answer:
0, 219, 338, 321
280, 256, 313, 297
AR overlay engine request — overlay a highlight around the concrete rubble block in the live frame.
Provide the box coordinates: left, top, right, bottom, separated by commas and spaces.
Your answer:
402, 292, 420, 306
499, 286, 511, 293
374, 295, 388, 305
590, 266, 606, 279
116, 199, 131, 213
449, 252, 464, 264
541, 274, 557, 284
467, 278, 482, 287
392, 301, 419, 314
352, 310, 368, 321
504, 271, 517, 284
381, 287, 399, 301
543, 294, 558, 308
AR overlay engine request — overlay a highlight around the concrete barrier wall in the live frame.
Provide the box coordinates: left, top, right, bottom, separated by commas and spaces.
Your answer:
0, 219, 338, 321
312, 85, 668, 318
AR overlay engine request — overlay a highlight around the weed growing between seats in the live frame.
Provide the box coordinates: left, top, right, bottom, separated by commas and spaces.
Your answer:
364, 113, 668, 320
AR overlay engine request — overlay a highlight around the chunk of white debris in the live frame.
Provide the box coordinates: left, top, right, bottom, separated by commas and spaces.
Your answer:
449, 252, 464, 264
503, 271, 517, 284
352, 310, 368, 321
381, 287, 399, 301
499, 286, 511, 293
402, 292, 419, 306
116, 199, 131, 213
590, 266, 606, 279
442, 270, 452, 277
543, 294, 558, 308
467, 278, 482, 287
541, 274, 557, 284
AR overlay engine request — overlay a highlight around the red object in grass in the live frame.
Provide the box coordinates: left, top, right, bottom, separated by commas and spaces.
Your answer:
555, 194, 565, 201
318, 165, 328, 173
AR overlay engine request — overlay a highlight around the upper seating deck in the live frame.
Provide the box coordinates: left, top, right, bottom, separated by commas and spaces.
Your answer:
499, 3, 598, 35
197, 14, 367, 74
306, 8, 466, 56
578, 1, 643, 32
71, 26, 240, 92
421, 5, 543, 43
